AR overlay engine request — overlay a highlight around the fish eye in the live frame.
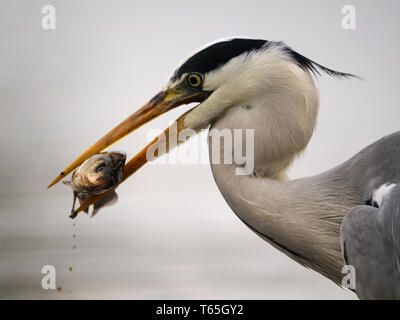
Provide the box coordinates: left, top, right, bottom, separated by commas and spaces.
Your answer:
186, 73, 202, 88
96, 163, 106, 172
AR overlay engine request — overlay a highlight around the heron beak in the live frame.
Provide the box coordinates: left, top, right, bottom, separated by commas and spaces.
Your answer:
49, 84, 209, 216
48, 86, 207, 189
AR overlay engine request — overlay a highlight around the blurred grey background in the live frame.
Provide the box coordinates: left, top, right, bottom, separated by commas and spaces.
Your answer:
1, 0, 399, 299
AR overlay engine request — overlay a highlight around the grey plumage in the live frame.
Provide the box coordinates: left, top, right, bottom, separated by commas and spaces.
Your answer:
211, 123, 400, 298
341, 181, 400, 299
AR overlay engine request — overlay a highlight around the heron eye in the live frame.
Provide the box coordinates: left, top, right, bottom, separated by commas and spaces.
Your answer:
186, 73, 202, 88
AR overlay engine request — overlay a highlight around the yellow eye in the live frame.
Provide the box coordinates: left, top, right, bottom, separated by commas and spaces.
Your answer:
186, 73, 202, 88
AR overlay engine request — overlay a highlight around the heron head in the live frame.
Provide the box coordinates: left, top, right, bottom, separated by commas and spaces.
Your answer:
48, 39, 269, 182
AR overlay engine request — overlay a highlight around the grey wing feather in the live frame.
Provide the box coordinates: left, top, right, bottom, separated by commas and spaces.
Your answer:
340, 184, 400, 299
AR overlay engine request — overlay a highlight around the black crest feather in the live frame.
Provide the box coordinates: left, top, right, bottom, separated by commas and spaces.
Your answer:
171, 38, 359, 81
280, 43, 358, 79
171, 38, 267, 81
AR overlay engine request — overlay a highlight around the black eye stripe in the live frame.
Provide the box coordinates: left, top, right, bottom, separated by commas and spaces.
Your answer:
171, 38, 268, 82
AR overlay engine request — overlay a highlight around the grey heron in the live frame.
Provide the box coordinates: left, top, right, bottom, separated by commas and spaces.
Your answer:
49, 38, 400, 299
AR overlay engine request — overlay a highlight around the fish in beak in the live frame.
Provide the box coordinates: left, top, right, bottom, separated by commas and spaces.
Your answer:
49, 83, 210, 218
63, 151, 126, 218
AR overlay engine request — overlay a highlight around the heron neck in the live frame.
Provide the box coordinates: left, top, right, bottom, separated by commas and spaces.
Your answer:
207, 95, 349, 284
209, 148, 351, 284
